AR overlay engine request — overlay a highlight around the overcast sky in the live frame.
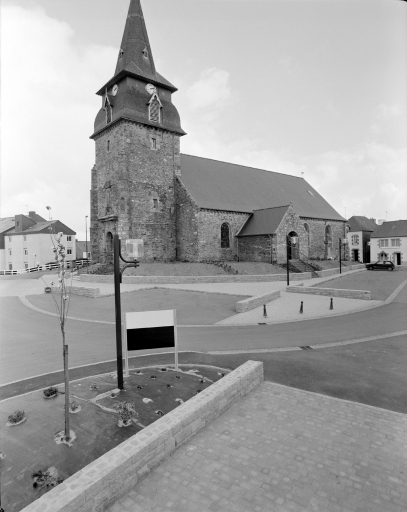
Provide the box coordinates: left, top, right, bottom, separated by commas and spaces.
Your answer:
1, 0, 406, 239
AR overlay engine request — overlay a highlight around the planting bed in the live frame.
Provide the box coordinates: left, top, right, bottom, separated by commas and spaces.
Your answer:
0, 364, 230, 512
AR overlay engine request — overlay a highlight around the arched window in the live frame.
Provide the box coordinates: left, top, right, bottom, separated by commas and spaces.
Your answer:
149, 95, 161, 123
221, 223, 230, 248
304, 223, 310, 246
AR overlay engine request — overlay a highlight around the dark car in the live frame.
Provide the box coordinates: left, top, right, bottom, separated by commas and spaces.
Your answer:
366, 261, 395, 271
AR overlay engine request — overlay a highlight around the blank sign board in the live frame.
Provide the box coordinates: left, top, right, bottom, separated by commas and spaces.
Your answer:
123, 310, 178, 374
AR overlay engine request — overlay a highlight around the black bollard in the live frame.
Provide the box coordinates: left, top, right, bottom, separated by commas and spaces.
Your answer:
263, 304, 267, 318
330, 298, 333, 310
300, 301, 303, 314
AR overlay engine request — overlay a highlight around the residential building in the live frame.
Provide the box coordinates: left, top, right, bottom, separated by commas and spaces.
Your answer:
370, 220, 407, 265
2, 211, 76, 271
346, 216, 377, 263
0, 217, 16, 270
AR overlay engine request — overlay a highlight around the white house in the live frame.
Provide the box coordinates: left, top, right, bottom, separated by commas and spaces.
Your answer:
0, 217, 16, 270
370, 220, 407, 266
346, 216, 377, 263
2, 211, 76, 271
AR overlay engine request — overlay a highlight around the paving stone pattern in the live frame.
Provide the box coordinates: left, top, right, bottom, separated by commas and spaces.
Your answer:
107, 382, 407, 512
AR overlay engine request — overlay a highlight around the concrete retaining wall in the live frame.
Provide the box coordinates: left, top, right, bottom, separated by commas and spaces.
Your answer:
286, 286, 371, 300
51, 286, 101, 298
236, 291, 280, 313
314, 264, 366, 277
21, 360, 264, 512
80, 273, 312, 285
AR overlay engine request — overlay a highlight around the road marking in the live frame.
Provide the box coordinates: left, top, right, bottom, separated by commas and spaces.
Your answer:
208, 330, 407, 354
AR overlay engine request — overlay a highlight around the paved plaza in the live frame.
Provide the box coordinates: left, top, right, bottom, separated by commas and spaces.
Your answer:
107, 382, 407, 512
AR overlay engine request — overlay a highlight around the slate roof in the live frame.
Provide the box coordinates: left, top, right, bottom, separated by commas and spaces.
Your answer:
347, 216, 377, 232
96, 0, 176, 95
7, 220, 76, 236
0, 217, 15, 234
371, 220, 407, 238
237, 206, 289, 237
179, 154, 344, 221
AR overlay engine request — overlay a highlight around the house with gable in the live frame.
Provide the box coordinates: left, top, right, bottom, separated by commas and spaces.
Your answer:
370, 220, 407, 266
2, 211, 76, 271
346, 216, 377, 263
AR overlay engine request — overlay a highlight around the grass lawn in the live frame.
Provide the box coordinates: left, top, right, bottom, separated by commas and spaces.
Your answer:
26, 288, 249, 325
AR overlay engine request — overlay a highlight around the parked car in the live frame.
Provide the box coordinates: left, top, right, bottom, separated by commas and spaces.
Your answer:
366, 261, 395, 271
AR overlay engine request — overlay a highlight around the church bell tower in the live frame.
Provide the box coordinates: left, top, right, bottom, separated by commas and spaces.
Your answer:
90, 0, 185, 263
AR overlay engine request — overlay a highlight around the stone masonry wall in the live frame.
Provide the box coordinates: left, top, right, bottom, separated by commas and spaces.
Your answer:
274, 205, 308, 264
174, 178, 199, 261
80, 272, 312, 284
286, 286, 371, 300
196, 210, 250, 262
91, 119, 180, 263
301, 217, 346, 261
238, 235, 273, 263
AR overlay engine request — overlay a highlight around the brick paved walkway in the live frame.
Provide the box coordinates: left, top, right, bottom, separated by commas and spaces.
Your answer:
107, 382, 407, 512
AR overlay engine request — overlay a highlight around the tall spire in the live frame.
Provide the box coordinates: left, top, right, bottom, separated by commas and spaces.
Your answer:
115, 0, 156, 79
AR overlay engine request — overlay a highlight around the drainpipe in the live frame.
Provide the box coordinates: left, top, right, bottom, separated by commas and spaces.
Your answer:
236, 237, 239, 262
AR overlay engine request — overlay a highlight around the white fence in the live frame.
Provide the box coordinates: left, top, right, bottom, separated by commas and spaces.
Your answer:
0, 259, 90, 276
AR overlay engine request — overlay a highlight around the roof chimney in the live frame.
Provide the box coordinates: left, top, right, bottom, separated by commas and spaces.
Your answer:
28, 211, 36, 219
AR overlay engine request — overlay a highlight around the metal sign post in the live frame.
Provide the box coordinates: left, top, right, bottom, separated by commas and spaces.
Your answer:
113, 235, 124, 390
113, 235, 143, 390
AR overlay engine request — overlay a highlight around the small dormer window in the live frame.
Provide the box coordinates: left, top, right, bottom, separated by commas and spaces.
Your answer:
119, 49, 124, 59
142, 46, 149, 60
149, 96, 161, 123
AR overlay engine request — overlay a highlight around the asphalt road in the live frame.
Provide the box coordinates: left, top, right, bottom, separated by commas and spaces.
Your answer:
1, 276, 406, 385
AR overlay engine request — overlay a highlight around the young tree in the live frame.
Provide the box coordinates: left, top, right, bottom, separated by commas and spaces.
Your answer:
47, 231, 73, 443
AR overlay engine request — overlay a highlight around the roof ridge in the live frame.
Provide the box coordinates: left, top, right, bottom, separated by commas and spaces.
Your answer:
253, 205, 290, 212
180, 153, 303, 179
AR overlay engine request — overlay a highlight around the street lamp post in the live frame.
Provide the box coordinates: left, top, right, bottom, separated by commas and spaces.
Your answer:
339, 238, 347, 274
113, 235, 143, 390
85, 215, 88, 273
286, 235, 290, 286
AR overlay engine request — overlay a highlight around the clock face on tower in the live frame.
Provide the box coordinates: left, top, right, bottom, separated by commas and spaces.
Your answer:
145, 83, 156, 95
112, 84, 118, 96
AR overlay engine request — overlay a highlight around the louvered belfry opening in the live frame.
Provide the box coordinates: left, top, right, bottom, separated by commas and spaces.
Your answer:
149, 96, 161, 123
105, 101, 112, 124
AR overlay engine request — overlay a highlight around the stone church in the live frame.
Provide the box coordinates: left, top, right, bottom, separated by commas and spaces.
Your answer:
90, 0, 346, 265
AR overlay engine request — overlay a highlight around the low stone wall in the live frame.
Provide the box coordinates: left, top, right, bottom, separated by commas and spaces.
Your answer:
314, 264, 366, 277
50, 286, 101, 298
21, 360, 263, 512
80, 273, 312, 284
314, 268, 340, 278
236, 291, 280, 313
286, 286, 371, 300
